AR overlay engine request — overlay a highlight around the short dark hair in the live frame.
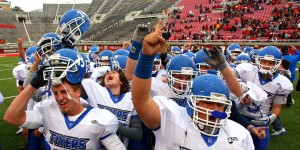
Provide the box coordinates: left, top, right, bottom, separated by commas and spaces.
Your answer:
281, 59, 290, 70
281, 46, 289, 54
100, 69, 130, 94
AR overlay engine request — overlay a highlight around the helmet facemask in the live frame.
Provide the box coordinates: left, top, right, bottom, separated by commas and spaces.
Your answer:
229, 49, 242, 60
152, 59, 161, 74
97, 56, 111, 67
60, 17, 85, 45
44, 54, 81, 85
37, 37, 61, 59
256, 55, 282, 75
167, 67, 197, 97
187, 92, 232, 137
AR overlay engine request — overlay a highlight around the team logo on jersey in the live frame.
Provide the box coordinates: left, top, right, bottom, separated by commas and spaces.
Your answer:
49, 130, 89, 149
91, 120, 98, 124
98, 104, 131, 121
130, 46, 136, 53
227, 137, 239, 144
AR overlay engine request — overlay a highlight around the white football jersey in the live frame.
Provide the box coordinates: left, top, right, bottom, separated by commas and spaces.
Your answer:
89, 62, 96, 73
154, 69, 167, 79
23, 98, 119, 150
153, 96, 254, 150
12, 64, 27, 81
82, 78, 137, 147
235, 63, 293, 118
151, 77, 186, 107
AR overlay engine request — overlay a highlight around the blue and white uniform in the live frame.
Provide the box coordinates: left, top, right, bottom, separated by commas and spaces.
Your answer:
82, 79, 137, 147
235, 63, 293, 119
152, 96, 254, 150
22, 98, 121, 150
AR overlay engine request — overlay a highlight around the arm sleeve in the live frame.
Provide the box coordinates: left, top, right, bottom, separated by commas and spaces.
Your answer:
116, 117, 143, 140
23, 71, 35, 87
229, 101, 251, 128
273, 95, 287, 104
101, 133, 126, 150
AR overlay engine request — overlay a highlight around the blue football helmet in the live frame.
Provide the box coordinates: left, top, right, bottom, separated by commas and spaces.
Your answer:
112, 49, 129, 60
194, 50, 214, 74
26, 55, 44, 71
243, 46, 253, 55
44, 49, 86, 84
25, 46, 39, 62
111, 55, 128, 72
256, 46, 282, 74
167, 54, 172, 59
166, 54, 198, 97
18, 58, 25, 65
234, 53, 251, 67
153, 54, 161, 74
88, 52, 95, 62
79, 52, 90, 73
226, 43, 242, 60
184, 51, 195, 60
37, 32, 62, 59
89, 45, 99, 53
186, 74, 232, 137
171, 46, 181, 55
97, 50, 113, 67
249, 48, 259, 63
59, 9, 91, 45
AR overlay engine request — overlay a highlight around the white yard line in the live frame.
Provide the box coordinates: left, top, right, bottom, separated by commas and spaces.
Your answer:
0, 68, 13, 71
4, 95, 17, 99
0, 77, 14, 81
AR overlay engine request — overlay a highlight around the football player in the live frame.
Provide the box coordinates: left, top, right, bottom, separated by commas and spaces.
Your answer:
4, 49, 125, 150
234, 46, 293, 150
131, 20, 254, 149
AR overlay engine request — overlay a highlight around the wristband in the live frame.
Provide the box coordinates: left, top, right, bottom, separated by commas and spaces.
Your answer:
217, 61, 228, 71
129, 40, 142, 60
134, 53, 155, 79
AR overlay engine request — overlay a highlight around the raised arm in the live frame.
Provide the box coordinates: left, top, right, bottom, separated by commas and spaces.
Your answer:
125, 24, 150, 80
204, 47, 243, 97
17, 37, 26, 63
132, 20, 165, 129
4, 66, 47, 126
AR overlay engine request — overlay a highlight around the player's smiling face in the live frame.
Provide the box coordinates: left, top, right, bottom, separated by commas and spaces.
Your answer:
104, 71, 121, 88
52, 82, 81, 115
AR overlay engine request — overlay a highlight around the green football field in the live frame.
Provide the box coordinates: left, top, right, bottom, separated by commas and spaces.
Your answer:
0, 56, 299, 149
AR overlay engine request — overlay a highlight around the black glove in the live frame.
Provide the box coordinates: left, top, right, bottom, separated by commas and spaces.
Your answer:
30, 66, 48, 89
132, 24, 151, 42
203, 46, 228, 71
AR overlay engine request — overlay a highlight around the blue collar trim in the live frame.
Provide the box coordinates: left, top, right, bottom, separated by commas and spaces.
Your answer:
64, 106, 93, 130
258, 72, 279, 85
107, 88, 125, 104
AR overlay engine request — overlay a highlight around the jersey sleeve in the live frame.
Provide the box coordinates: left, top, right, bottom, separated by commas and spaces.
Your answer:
12, 64, 27, 81
234, 63, 256, 82
21, 109, 43, 129
97, 109, 120, 140
152, 96, 187, 138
